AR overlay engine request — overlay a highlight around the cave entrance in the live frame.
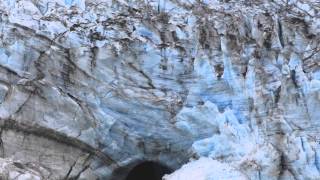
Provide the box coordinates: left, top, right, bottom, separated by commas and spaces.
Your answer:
125, 161, 172, 180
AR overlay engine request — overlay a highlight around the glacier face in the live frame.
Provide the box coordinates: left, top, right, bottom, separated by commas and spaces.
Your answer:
0, 0, 319, 179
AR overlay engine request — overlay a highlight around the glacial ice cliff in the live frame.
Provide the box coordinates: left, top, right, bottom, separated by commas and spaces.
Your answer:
0, 0, 319, 179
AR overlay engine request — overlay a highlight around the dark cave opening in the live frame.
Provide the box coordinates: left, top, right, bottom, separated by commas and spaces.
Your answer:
125, 161, 172, 180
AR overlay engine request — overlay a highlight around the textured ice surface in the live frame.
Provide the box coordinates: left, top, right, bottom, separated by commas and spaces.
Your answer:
0, 0, 319, 179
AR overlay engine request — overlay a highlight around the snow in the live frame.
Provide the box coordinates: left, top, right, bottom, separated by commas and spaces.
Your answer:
163, 157, 247, 180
